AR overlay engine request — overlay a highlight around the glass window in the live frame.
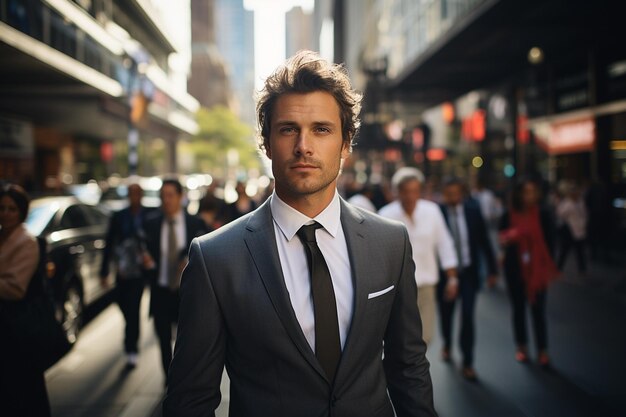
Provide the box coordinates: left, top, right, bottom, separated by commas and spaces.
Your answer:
82, 205, 109, 226
60, 205, 89, 229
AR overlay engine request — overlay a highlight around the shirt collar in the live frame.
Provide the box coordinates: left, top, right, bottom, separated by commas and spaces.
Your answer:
270, 190, 341, 242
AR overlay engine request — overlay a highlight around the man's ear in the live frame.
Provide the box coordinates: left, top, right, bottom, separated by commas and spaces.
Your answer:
265, 144, 272, 160
340, 141, 351, 160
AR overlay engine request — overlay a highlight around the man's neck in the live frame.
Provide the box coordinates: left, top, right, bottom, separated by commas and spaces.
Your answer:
401, 201, 417, 217
275, 188, 336, 218
164, 209, 182, 220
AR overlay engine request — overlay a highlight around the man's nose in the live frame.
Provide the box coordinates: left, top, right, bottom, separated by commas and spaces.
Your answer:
294, 131, 313, 155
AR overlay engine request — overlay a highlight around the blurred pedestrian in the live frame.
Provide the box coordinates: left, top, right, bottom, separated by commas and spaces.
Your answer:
379, 167, 459, 345
100, 183, 147, 369
197, 190, 222, 230
164, 50, 437, 416
0, 184, 51, 416
142, 179, 209, 380
499, 178, 559, 367
471, 177, 504, 262
437, 178, 498, 381
556, 183, 588, 273
347, 183, 377, 212
222, 180, 257, 223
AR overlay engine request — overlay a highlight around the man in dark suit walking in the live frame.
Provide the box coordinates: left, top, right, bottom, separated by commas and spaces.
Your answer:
100, 183, 148, 368
164, 50, 437, 416
143, 178, 208, 378
437, 178, 498, 380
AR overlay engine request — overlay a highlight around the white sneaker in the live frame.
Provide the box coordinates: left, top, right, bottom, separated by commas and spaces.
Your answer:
126, 353, 138, 368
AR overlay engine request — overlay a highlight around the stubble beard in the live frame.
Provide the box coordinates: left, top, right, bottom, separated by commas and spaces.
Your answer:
277, 157, 342, 200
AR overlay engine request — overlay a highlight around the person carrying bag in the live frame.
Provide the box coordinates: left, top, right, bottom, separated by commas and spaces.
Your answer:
0, 184, 72, 416
1, 236, 73, 371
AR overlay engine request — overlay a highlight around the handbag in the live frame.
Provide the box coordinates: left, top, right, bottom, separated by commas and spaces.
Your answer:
0, 237, 73, 371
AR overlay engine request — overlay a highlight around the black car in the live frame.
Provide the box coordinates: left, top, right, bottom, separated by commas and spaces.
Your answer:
25, 196, 113, 343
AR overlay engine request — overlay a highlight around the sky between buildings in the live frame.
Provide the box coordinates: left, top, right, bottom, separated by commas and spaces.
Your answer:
244, 0, 314, 90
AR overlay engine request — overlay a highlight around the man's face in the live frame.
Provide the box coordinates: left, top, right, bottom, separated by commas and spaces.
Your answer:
398, 179, 421, 214
443, 184, 463, 206
265, 91, 349, 205
128, 184, 143, 208
161, 184, 182, 218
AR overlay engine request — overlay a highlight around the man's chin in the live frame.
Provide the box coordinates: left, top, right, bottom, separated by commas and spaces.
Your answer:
281, 179, 329, 197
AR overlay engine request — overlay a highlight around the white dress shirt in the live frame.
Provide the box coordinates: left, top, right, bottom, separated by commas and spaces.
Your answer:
270, 191, 353, 352
158, 210, 186, 287
448, 204, 472, 268
378, 199, 457, 287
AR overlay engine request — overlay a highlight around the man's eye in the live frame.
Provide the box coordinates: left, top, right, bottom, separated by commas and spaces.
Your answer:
280, 127, 297, 134
315, 127, 331, 133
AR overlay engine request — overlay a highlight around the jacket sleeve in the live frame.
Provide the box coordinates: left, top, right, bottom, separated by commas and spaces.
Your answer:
435, 208, 458, 271
100, 210, 119, 278
163, 238, 225, 417
383, 227, 438, 417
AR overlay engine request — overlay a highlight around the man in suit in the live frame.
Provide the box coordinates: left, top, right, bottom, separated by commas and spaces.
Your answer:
100, 182, 147, 368
437, 177, 498, 381
164, 50, 437, 417
143, 178, 208, 378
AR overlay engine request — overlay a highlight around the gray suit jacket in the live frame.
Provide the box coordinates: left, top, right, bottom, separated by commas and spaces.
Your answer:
164, 198, 437, 417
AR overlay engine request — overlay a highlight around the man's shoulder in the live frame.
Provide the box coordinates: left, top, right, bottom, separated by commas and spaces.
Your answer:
184, 212, 206, 227
143, 210, 162, 228
348, 202, 407, 236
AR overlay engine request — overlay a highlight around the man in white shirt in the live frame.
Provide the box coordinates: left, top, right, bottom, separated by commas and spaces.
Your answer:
164, 51, 437, 417
379, 167, 459, 344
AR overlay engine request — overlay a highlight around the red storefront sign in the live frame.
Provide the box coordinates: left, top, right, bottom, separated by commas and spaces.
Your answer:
461, 110, 486, 142
536, 118, 595, 154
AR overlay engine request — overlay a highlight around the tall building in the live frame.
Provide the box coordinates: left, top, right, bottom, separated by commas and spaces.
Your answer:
285, 6, 314, 57
0, 0, 199, 188
214, 0, 255, 126
188, 0, 233, 109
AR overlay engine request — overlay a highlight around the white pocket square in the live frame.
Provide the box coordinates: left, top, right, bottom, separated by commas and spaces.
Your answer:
368, 285, 395, 300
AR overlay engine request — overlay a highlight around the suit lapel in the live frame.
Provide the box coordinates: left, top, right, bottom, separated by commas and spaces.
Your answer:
335, 200, 368, 384
243, 200, 326, 380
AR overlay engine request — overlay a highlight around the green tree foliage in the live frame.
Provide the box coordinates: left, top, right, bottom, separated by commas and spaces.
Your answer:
187, 106, 260, 174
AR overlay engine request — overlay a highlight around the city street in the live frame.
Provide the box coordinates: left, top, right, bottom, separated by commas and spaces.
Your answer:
45, 289, 231, 417
46, 258, 626, 417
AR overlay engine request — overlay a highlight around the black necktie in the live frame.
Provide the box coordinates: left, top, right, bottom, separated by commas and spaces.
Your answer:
167, 218, 179, 290
296, 222, 341, 382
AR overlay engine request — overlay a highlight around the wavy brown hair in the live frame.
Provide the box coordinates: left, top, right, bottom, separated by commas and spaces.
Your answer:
255, 50, 362, 153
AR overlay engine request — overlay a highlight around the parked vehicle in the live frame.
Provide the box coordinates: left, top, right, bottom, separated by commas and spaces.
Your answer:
25, 196, 112, 343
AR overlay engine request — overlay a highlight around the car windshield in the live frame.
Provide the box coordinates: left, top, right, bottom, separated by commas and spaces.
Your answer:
25, 201, 60, 236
